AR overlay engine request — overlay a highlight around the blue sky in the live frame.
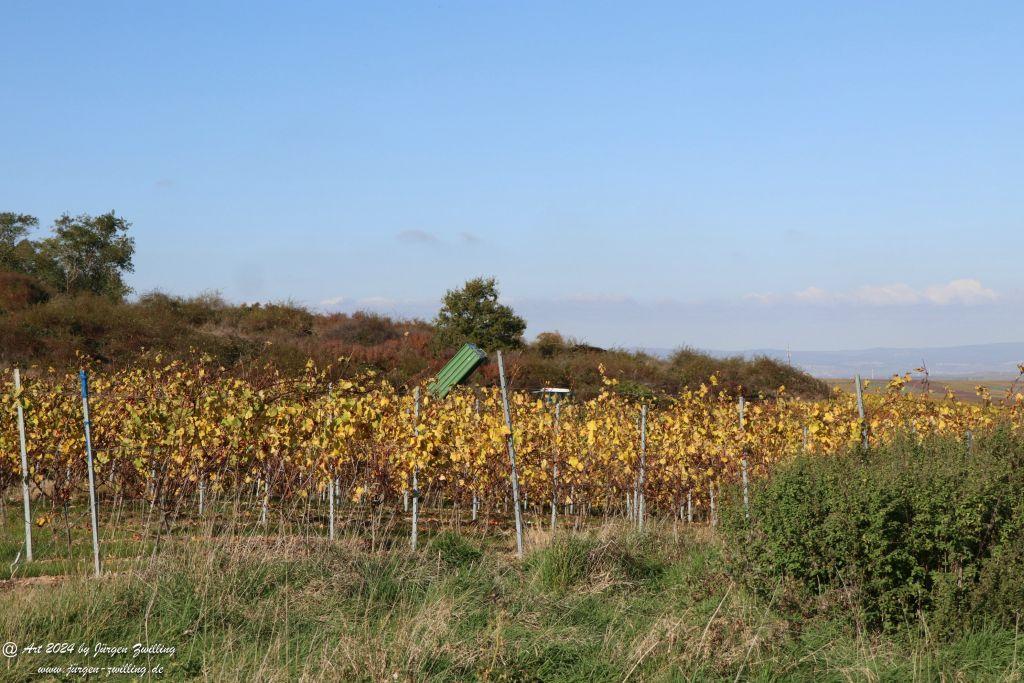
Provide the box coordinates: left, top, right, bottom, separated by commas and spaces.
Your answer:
3, 2, 1022, 350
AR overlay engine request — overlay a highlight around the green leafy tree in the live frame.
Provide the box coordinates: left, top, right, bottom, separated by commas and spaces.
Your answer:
0, 212, 39, 272
34, 211, 135, 299
434, 277, 526, 351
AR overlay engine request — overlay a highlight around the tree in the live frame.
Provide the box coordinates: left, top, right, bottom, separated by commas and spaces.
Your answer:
533, 331, 568, 357
434, 277, 526, 351
34, 211, 135, 299
0, 212, 39, 273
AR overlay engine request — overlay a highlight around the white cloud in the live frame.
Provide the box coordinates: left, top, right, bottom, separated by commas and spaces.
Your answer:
923, 278, 998, 305
357, 296, 399, 307
315, 295, 438, 319
794, 286, 833, 304
318, 295, 407, 310
743, 292, 782, 304
750, 279, 999, 307
850, 283, 920, 306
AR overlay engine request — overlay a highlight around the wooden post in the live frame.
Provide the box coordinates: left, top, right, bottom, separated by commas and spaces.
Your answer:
709, 485, 717, 528
411, 386, 421, 551
497, 351, 524, 558
79, 370, 102, 577
260, 478, 269, 526
855, 374, 868, 449
14, 369, 32, 562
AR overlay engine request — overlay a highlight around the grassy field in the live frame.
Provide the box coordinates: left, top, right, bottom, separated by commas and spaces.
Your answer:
2, 508, 1022, 681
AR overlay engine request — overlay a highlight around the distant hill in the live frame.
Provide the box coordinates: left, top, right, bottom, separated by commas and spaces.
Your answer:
644, 343, 1024, 379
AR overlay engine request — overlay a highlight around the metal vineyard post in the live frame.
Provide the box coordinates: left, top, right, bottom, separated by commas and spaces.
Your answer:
80, 370, 102, 578
635, 405, 647, 531
497, 351, 524, 558
739, 396, 749, 522
14, 369, 32, 562
411, 386, 421, 551
855, 374, 869, 449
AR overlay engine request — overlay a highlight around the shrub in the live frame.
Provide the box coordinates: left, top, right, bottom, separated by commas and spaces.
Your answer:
670, 348, 830, 399
321, 311, 405, 346
532, 331, 569, 357
724, 429, 1024, 631
0, 270, 50, 312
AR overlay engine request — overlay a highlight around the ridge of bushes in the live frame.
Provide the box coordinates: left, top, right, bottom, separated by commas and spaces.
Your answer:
0, 285, 829, 399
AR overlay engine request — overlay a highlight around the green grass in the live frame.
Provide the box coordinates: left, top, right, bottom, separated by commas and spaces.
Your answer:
2, 517, 1022, 681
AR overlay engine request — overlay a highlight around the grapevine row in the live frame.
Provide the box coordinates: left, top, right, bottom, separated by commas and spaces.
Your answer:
3, 360, 1023, 521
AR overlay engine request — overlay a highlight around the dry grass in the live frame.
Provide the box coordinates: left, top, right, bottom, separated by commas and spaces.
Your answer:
1, 517, 1023, 681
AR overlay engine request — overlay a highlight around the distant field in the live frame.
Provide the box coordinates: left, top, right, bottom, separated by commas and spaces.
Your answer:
826, 377, 1020, 403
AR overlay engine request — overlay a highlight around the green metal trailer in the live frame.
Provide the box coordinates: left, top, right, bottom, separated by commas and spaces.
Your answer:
427, 343, 488, 399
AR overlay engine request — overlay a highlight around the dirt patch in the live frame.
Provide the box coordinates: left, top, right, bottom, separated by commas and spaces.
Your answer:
0, 574, 68, 589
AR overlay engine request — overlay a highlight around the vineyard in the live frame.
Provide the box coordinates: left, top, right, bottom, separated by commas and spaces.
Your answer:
4, 356, 1024, 572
